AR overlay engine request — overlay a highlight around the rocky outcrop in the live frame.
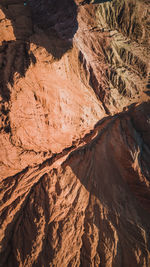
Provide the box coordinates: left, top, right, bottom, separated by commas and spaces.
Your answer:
0, 0, 150, 266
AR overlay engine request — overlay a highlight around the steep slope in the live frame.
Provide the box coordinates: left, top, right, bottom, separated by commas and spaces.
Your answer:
1, 102, 150, 267
75, 0, 150, 112
0, 0, 150, 266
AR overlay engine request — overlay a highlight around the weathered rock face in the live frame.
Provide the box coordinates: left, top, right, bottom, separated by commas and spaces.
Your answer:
0, 0, 150, 266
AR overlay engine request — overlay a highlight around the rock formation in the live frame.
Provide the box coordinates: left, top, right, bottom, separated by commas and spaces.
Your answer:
0, 0, 150, 266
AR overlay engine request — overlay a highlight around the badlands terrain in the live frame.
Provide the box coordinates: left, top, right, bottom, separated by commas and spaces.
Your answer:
0, 0, 150, 266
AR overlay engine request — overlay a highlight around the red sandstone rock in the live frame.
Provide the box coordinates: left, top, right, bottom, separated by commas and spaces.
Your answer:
0, 0, 150, 266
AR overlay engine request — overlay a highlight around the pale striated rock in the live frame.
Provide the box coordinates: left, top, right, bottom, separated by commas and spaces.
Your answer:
0, 0, 150, 266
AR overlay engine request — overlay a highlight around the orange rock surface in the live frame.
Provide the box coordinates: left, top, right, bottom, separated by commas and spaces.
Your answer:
0, 0, 150, 266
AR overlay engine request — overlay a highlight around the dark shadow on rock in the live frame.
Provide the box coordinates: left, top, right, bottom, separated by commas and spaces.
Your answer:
0, 40, 36, 102
0, 0, 78, 101
62, 102, 150, 264
29, 0, 78, 40
144, 90, 150, 96
28, 0, 78, 58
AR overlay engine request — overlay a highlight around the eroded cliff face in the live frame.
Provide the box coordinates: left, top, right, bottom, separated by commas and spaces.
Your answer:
0, 0, 150, 266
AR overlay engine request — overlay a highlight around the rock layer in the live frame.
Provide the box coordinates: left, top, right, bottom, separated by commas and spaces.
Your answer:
0, 0, 150, 266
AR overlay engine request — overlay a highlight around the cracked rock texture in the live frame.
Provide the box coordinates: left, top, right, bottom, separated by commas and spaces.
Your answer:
0, 0, 150, 266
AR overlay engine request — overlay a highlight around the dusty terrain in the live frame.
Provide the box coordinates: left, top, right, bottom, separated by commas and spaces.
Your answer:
0, 0, 150, 266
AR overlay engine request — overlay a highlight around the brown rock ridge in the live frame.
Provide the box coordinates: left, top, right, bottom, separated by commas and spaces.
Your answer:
0, 0, 150, 266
